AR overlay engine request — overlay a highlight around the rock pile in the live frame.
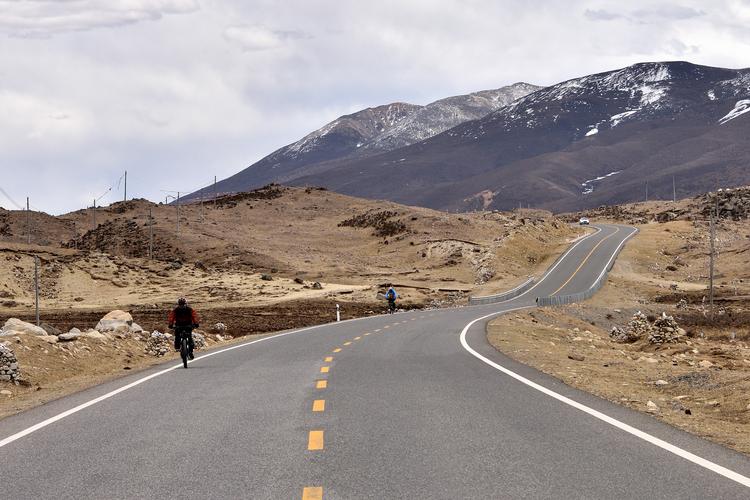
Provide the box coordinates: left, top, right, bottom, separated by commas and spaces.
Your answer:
193, 332, 206, 349
609, 311, 652, 343
649, 313, 685, 345
699, 188, 750, 221
0, 343, 19, 382
609, 311, 685, 344
145, 331, 172, 356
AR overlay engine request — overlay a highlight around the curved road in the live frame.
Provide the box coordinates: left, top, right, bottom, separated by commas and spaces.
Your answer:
2, 224, 750, 499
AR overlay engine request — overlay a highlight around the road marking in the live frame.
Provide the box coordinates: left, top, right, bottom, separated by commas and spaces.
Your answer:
550, 226, 620, 295
324, 356, 333, 362
0, 297, 440, 450
383, 326, 390, 329
320, 366, 329, 373
374, 329, 381, 332
354, 336, 361, 340
333, 348, 342, 353
308, 430, 324, 450
302, 486, 323, 500
343, 341, 352, 346
459, 311, 750, 488
364, 332, 370, 336
315, 380, 327, 389
312, 400, 326, 412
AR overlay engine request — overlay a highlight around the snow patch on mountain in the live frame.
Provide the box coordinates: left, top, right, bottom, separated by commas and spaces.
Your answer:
585, 128, 599, 136
719, 100, 750, 124
582, 171, 622, 195
610, 110, 639, 127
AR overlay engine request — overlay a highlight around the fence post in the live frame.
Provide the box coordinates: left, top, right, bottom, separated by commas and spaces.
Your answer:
336, 304, 340, 322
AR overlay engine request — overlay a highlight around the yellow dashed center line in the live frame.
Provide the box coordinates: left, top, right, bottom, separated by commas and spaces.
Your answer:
364, 332, 371, 336
551, 227, 620, 295
383, 326, 389, 329
333, 348, 342, 353
320, 366, 330, 373
324, 356, 333, 362
343, 341, 352, 346
308, 430, 324, 450
302, 486, 323, 500
354, 336, 361, 340
316, 380, 327, 389
374, 329, 381, 332
312, 399, 326, 412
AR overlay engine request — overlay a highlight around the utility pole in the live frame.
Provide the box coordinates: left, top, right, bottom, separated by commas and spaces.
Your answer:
92, 198, 96, 229
214, 176, 217, 205
672, 176, 676, 203
176, 191, 180, 234
34, 256, 40, 326
148, 208, 154, 260
709, 214, 716, 322
73, 221, 77, 250
26, 197, 31, 245
124, 170, 127, 202
200, 191, 204, 222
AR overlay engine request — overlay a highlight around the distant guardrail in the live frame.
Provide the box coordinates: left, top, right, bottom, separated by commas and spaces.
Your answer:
536, 227, 638, 307
468, 277, 536, 305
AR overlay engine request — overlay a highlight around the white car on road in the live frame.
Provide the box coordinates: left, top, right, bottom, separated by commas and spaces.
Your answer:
579, 217, 590, 225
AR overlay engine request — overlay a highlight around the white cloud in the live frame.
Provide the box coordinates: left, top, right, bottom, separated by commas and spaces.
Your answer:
0, 0, 749, 214
223, 25, 309, 52
0, 0, 199, 37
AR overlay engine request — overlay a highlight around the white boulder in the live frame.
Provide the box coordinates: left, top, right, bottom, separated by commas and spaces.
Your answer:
95, 310, 133, 332
1, 318, 48, 337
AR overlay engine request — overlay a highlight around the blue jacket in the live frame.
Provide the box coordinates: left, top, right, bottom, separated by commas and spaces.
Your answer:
386, 287, 398, 300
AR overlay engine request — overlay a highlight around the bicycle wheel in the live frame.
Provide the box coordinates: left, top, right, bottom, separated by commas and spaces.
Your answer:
180, 337, 188, 368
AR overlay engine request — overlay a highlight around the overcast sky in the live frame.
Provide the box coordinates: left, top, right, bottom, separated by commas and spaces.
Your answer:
1, 0, 749, 214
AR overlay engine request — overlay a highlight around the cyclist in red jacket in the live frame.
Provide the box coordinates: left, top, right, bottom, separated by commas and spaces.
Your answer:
168, 297, 200, 359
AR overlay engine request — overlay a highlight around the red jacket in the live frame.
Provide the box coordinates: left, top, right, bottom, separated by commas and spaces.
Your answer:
168, 306, 200, 327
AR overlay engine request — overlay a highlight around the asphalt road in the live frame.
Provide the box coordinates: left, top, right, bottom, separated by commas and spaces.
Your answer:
2, 223, 750, 499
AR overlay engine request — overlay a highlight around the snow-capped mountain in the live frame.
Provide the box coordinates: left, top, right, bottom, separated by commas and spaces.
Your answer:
182, 83, 539, 202
361, 83, 540, 152
289, 61, 750, 212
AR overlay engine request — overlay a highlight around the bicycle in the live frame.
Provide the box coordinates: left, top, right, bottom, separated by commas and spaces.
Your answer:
171, 326, 194, 368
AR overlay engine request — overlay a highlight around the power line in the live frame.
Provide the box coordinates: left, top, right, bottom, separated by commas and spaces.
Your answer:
0, 186, 25, 210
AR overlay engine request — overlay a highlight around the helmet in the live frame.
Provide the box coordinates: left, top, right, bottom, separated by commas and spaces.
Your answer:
177, 297, 187, 306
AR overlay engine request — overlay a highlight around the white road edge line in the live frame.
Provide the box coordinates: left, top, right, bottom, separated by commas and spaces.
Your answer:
460, 290, 750, 486
0, 317, 368, 449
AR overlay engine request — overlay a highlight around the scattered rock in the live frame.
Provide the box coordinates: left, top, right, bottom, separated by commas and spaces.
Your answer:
698, 360, 714, 369
0, 389, 11, 396
260, 274, 273, 281
39, 335, 59, 344
40, 323, 62, 336
312, 282, 323, 290
568, 353, 585, 361
294, 277, 305, 285
58, 328, 82, 342
646, 401, 660, 413
655, 379, 669, 386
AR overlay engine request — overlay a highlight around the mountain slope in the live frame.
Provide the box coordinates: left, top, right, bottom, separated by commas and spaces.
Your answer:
183, 83, 540, 202
288, 61, 750, 211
